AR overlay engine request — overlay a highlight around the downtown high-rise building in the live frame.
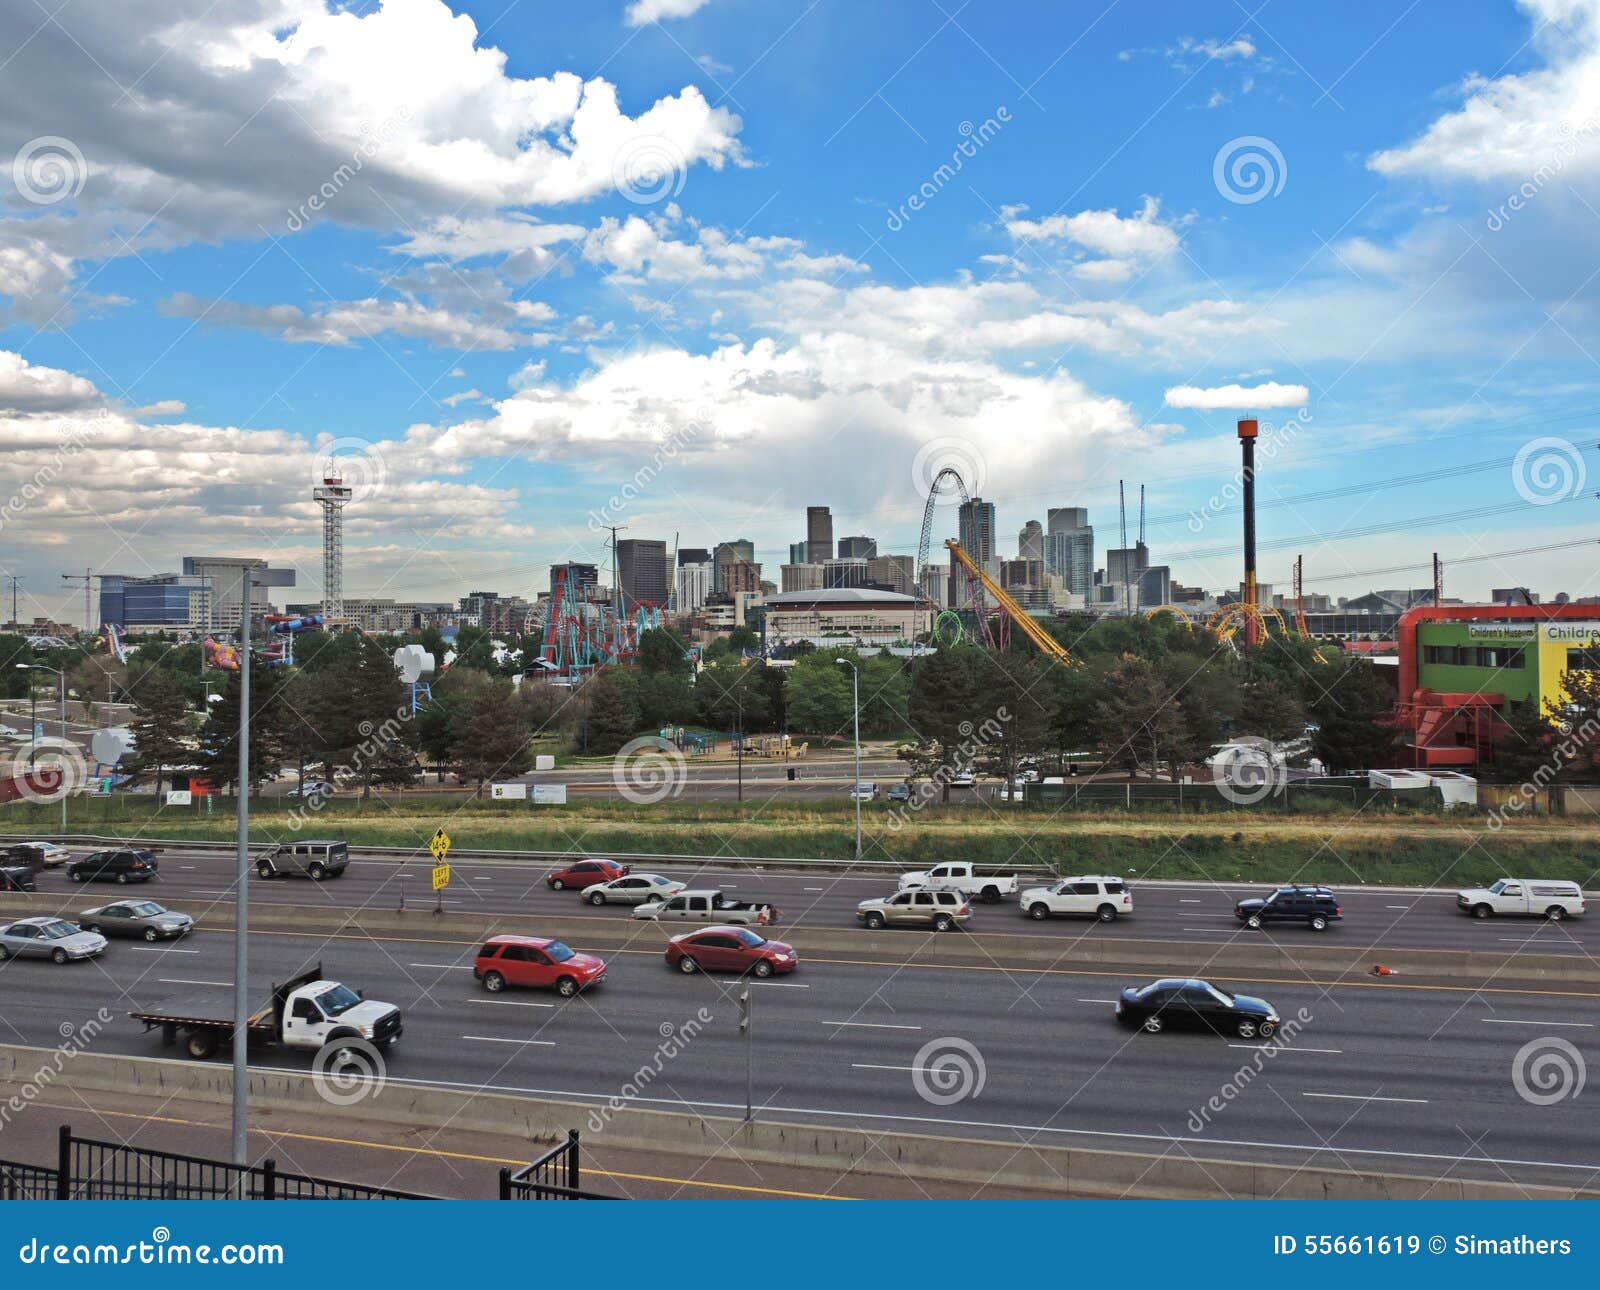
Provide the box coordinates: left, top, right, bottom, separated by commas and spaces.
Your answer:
616, 538, 670, 608
957, 497, 997, 572
713, 539, 755, 593
837, 534, 877, 559
806, 506, 834, 564
1045, 507, 1094, 599
1018, 520, 1044, 562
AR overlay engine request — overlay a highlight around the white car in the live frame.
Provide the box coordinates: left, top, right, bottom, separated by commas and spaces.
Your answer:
1020, 875, 1133, 922
849, 782, 878, 801
1456, 879, 1585, 921
586, 873, 685, 906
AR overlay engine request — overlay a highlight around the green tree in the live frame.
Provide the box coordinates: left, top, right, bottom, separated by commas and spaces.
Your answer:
127, 669, 191, 795
196, 666, 290, 795
968, 652, 1056, 785
451, 676, 532, 790
1092, 654, 1188, 778
903, 645, 984, 797
639, 626, 692, 676
584, 667, 642, 754
0, 635, 35, 698
786, 656, 854, 735
1309, 658, 1400, 773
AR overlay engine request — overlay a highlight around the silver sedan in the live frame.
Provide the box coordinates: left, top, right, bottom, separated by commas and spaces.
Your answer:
585, 873, 687, 906
0, 917, 108, 963
79, 900, 194, 941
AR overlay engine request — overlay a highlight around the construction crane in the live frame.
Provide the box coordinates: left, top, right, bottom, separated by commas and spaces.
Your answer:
944, 539, 1075, 669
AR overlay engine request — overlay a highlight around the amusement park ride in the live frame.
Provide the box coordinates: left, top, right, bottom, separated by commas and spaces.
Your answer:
535, 562, 667, 681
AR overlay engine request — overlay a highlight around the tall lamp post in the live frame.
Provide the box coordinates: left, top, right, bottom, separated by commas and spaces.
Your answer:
834, 658, 861, 861
231, 566, 254, 1171
16, 663, 68, 833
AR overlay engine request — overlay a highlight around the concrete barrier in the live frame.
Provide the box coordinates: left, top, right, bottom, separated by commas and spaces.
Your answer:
0, 1043, 1587, 1200
2, 891, 1594, 984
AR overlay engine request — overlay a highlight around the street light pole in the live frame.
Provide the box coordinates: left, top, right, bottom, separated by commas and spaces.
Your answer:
18, 664, 68, 833
739, 986, 753, 1122
835, 658, 861, 862
231, 567, 252, 1171
56, 670, 65, 833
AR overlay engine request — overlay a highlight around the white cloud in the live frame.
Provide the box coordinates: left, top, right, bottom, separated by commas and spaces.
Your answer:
1164, 381, 1309, 409
0, 351, 103, 413
440, 388, 485, 407
1181, 36, 1257, 61
160, 293, 554, 351
626, 0, 713, 24
134, 400, 187, 417
1002, 196, 1182, 261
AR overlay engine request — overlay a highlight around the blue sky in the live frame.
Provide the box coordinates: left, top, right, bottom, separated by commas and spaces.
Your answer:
2, 0, 1597, 623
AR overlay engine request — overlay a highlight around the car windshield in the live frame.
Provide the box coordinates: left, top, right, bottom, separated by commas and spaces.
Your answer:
1203, 983, 1234, 1006
545, 941, 576, 962
316, 985, 362, 1016
129, 902, 164, 916
41, 920, 78, 939
734, 929, 766, 947
1489, 879, 1508, 894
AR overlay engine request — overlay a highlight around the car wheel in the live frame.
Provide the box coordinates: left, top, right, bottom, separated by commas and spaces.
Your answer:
1246, 913, 1262, 929
1029, 903, 1049, 920
678, 955, 699, 974
308, 863, 326, 881
1097, 904, 1117, 923
483, 971, 505, 993
186, 1030, 219, 1060
1473, 904, 1493, 920
1236, 1019, 1259, 1039
1546, 906, 1566, 922
70, 872, 85, 883
1310, 915, 1328, 931
51, 948, 68, 964
933, 914, 954, 932
1259, 1020, 1278, 1039
753, 960, 774, 978
588, 890, 606, 905
256, 860, 273, 880
0, 946, 8, 960
1142, 1015, 1163, 1034
864, 912, 886, 930
981, 886, 1000, 905
143, 927, 159, 942
551, 879, 565, 891
115, 873, 129, 885
556, 976, 578, 997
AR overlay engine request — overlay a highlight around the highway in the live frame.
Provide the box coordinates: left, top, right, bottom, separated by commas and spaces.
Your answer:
33, 848, 1600, 957
0, 920, 1595, 1189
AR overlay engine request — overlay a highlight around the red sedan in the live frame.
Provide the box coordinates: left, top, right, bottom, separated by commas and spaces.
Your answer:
545, 858, 628, 891
664, 926, 798, 977
474, 935, 607, 996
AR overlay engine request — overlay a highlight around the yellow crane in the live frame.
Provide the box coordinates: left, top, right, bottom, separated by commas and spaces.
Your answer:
944, 539, 1076, 668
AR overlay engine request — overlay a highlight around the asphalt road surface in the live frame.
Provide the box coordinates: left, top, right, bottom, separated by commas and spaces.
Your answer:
40, 849, 1600, 957
0, 921, 1594, 1189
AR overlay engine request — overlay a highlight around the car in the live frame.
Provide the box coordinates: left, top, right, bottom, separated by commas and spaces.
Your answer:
849, 782, 878, 801
255, 840, 348, 880
886, 783, 912, 803
1234, 885, 1342, 931
856, 889, 970, 931
631, 889, 781, 925
951, 769, 976, 786
0, 866, 36, 893
1116, 978, 1280, 1040
285, 780, 335, 799
585, 873, 685, 906
1456, 878, 1585, 921
897, 862, 1021, 903
67, 849, 158, 885
473, 935, 607, 996
546, 858, 628, 891
0, 841, 70, 870
0, 917, 107, 963
664, 926, 798, 976
1020, 875, 1133, 922
78, 900, 194, 941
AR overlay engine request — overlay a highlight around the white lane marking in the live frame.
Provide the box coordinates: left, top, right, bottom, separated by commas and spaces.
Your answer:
409, 963, 471, 970
1303, 1092, 1427, 1104
853, 1063, 951, 1074
468, 998, 554, 1009
180, 865, 195, 871
158, 978, 230, 986
804, 887, 825, 892
1179, 899, 1201, 904
1077, 998, 1116, 1004
132, 947, 199, 954
1181, 928, 1236, 934
820, 1020, 921, 1030
1385, 905, 1410, 910
1181, 912, 1236, 919
461, 1035, 556, 1046
1482, 1018, 1593, 1028
754, 981, 809, 988
1229, 1044, 1342, 1054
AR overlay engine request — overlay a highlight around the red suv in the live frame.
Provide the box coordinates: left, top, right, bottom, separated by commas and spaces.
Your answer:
474, 936, 608, 996
665, 926, 798, 977
546, 858, 628, 891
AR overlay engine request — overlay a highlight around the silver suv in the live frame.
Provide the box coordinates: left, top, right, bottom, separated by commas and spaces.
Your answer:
256, 840, 350, 881
856, 889, 970, 931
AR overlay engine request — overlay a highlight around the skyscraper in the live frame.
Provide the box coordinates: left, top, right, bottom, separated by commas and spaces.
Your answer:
1018, 520, 1043, 561
788, 541, 809, 565
837, 535, 877, 559
714, 539, 756, 593
806, 506, 833, 564
616, 538, 670, 608
1045, 508, 1094, 599
957, 497, 997, 572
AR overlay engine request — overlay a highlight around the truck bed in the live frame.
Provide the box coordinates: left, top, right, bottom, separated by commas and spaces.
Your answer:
130, 989, 277, 1032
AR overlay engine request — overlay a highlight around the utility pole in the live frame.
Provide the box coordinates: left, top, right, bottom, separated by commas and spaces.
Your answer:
232, 566, 252, 1172
836, 657, 861, 861
607, 523, 629, 615
5, 574, 19, 629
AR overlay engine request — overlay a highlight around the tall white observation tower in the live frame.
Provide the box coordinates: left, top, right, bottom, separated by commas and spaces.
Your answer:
312, 463, 354, 623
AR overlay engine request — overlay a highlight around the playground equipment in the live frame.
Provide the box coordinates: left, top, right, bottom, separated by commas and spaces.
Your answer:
742, 733, 809, 759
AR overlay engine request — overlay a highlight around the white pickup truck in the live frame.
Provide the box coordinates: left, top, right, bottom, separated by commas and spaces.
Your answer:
1456, 878, 1585, 921
898, 862, 1022, 904
632, 888, 781, 926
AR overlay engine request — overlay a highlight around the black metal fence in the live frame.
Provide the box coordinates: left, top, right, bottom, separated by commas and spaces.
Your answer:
500, 1130, 616, 1199
0, 1158, 57, 1200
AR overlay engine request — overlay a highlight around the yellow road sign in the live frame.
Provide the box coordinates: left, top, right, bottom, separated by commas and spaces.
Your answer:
429, 827, 451, 861
432, 864, 451, 891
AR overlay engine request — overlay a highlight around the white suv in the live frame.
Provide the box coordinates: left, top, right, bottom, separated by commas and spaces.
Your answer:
1019, 875, 1133, 922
